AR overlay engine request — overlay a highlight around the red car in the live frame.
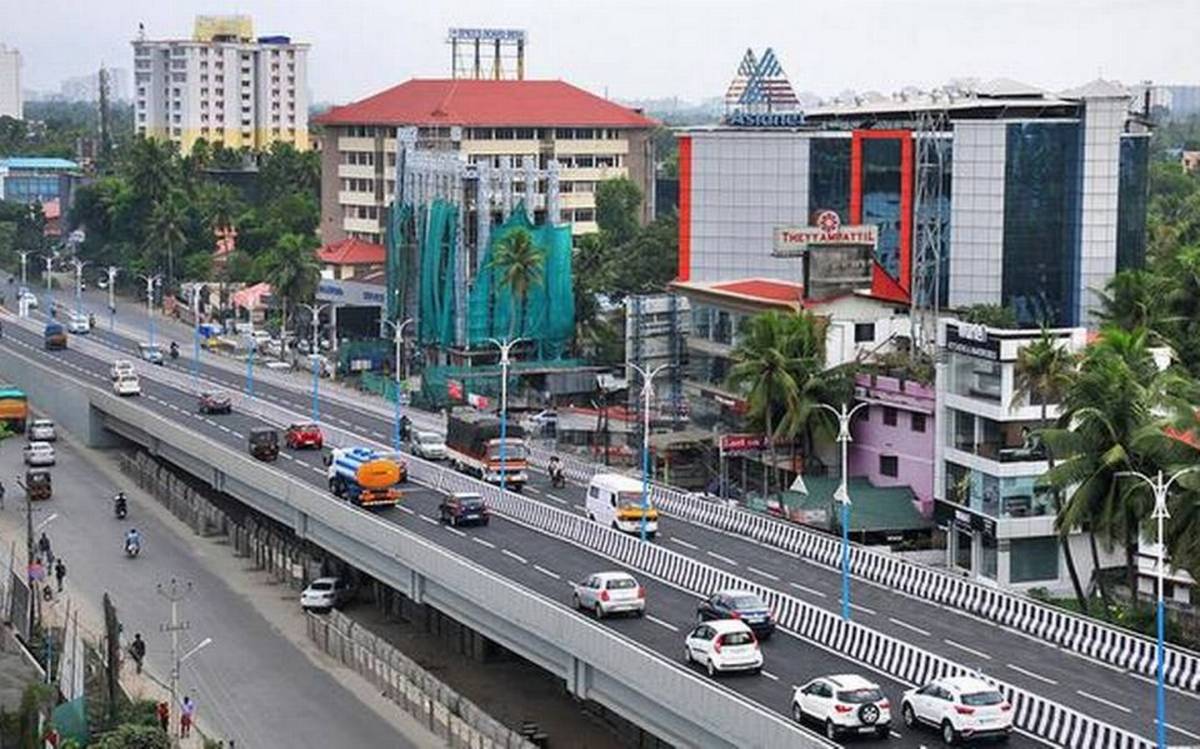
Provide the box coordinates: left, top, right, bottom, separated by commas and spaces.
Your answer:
285, 421, 324, 450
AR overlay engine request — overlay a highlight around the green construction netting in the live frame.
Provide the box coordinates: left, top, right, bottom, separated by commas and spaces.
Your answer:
468, 206, 574, 358
384, 201, 412, 322
418, 199, 459, 347
417, 359, 586, 408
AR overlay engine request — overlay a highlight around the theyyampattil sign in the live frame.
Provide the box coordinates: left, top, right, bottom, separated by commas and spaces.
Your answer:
773, 210, 879, 256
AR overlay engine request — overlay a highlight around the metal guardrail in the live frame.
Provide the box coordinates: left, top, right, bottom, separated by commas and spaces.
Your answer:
0, 334, 831, 749
39, 329, 1155, 749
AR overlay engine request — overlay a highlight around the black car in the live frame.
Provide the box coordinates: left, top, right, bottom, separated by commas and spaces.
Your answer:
248, 427, 279, 462
438, 492, 490, 527
198, 390, 233, 414
696, 589, 776, 639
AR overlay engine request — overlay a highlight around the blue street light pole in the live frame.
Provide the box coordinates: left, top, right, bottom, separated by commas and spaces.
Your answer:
1116, 467, 1198, 749
42, 255, 54, 314
383, 318, 414, 452
138, 274, 160, 349
190, 283, 207, 389
104, 266, 119, 332
299, 303, 330, 423
816, 401, 869, 621
71, 259, 88, 318
244, 334, 255, 398
629, 363, 669, 542
487, 337, 524, 495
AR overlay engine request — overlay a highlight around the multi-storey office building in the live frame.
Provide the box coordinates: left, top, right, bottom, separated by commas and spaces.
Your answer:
132, 15, 309, 154
677, 79, 1152, 327
312, 79, 657, 244
0, 44, 21, 120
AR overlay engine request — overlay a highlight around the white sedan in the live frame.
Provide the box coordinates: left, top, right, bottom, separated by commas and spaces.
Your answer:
111, 359, 136, 380
572, 571, 645, 618
683, 619, 762, 677
24, 441, 56, 466
113, 374, 142, 397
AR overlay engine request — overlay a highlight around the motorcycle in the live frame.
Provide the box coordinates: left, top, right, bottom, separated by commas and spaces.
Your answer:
549, 462, 566, 488
169, 342, 179, 360
114, 493, 128, 520
124, 540, 141, 558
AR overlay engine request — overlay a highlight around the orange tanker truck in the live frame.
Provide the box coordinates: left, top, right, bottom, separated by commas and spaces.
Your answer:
326, 446, 405, 508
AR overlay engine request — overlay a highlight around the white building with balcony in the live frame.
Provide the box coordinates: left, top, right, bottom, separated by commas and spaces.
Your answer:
933, 319, 1121, 593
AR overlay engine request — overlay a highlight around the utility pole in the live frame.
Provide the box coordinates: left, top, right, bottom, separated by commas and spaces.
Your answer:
157, 578, 192, 738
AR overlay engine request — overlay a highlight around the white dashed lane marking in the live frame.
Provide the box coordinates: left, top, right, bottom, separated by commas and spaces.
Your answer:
645, 615, 678, 632
534, 565, 560, 580
501, 549, 528, 564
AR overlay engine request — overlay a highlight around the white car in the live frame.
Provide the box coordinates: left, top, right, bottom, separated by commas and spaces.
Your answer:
683, 618, 762, 677
901, 676, 1013, 744
19, 292, 38, 309
23, 441, 56, 466
572, 571, 645, 619
793, 674, 892, 740
138, 343, 164, 364
66, 314, 91, 334
27, 419, 57, 442
300, 577, 351, 612
111, 359, 136, 380
113, 374, 142, 397
410, 430, 447, 460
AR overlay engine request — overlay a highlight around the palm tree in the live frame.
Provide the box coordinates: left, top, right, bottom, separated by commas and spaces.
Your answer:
1094, 269, 1166, 334
260, 233, 320, 344
772, 312, 848, 470
489, 227, 545, 338
728, 311, 803, 495
145, 190, 188, 291
1014, 328, 1087, 611
1040, 327, 1171, 609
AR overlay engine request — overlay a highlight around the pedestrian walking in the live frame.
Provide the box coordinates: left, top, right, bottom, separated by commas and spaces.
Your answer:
180, 695, 196, 738
129, 633, 146, 675
155, 700, 169, 733
54, 559, 66, 592
37, 533, 52, 567
0, 478, 6, 510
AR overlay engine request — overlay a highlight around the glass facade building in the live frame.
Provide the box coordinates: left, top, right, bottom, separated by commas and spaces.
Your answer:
807, 137, 850, 220
861, 138, 903, 280
1116, 134, 1150, 270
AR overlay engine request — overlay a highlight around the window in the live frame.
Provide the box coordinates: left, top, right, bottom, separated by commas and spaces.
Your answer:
854, 322, 876, 343
880, 455, 899, 477
911, 413, 927, 433
883, 407, 897, 426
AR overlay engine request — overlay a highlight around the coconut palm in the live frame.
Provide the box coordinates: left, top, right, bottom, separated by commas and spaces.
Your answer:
489, 227, 545, 338
145, 189, 188, 292
1014, 328, 1087, 610
260, 232, 320, 344
1094, 269, 1166, 334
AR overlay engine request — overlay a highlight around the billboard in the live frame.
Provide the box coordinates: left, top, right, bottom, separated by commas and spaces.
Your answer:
773, 211, 877, 301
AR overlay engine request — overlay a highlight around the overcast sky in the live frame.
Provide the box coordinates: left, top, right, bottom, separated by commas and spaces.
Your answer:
3, 0, 1196, 105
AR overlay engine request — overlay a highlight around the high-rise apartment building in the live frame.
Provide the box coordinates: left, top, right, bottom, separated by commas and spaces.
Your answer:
0, 44, 22, 120
132, 15, 309, 153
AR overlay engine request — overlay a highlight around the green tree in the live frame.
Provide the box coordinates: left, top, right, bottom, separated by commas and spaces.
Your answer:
145, 190, 188, 290
1094, 269, 1167, 334
610, 212, 679, 298
489, 227, 545, 338
260, 232, 320, 340
595, 177, 643, 247
1014, 328, 1087, 611
959, 303, 1018, 328
91, 724, 170, 749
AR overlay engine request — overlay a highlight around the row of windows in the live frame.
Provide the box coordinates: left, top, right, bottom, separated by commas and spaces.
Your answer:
863, 405, 927, 433
341, 178, 374, 193
465, 127, 625, 141
561, 208, 595, 222
345, 205, 380, 220
558, 154, 621, 169
343, 151, 375, 166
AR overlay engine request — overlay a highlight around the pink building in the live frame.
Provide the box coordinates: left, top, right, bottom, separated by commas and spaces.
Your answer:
847, 373, 935, 515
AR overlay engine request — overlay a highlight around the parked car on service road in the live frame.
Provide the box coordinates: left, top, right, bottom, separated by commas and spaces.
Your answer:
285, 421, 324, 450
198, 390, 232, 414
683, 619, 762, 677
901, 676, 1013, 744
24, 441, 56, 466
572, 571, 645, 619
696, 589, 776, 639
300, 577, 351, 612
113, 374, 142, 397
410, 430, 447, 460
793, 674, 892, 740
438, 492, 490, 527
27, 419, 56, 442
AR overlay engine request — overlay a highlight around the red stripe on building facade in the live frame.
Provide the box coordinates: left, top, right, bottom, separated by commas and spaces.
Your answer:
677, 136, 692, 282
851, 130, 913, 302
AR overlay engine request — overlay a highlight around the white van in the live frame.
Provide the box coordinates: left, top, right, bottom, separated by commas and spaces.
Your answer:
586, 473, 659, 538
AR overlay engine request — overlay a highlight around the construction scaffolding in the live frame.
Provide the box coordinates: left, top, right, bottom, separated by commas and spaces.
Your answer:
626, 294, 691, 433
910, 106, 952, 355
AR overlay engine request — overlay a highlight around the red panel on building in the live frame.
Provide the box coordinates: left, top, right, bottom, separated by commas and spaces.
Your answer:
677, 136, 693, 282
850, 130, 913, 304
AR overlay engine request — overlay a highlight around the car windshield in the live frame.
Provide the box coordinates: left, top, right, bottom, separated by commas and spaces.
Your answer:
719, 631, 754, 646
838, 687, 885, 704
309, 581, 333, 591
616, 491, 650, 510
293, 424, 318, 432
486, 442, 528, 461
419, 434, 442, 444
606, 578, 637, 590
730, 594, 766, 610
961, 690, 1005, 706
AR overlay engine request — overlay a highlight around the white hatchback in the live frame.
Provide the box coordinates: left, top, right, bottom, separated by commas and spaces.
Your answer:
24, 441, 56, 466
111, 359, 136, 380
27, 419, 57, 442
572, 571, 645, 618
793, 674, 892, 740
683, 618, 762, 677
901, 675, 1013, 744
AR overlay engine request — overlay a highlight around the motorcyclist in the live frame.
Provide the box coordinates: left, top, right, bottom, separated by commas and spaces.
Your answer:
125, 528, 142, 553
114, 492, 128, 516
169, 341, 179, 359
548, 455, 565, 486
88, 312, 96, 328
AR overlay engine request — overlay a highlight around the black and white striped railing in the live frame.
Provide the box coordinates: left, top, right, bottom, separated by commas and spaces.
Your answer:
529, 445, 1200, 695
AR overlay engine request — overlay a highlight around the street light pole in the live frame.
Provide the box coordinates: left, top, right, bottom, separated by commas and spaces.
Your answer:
298, 303, 330, 423
628, 363, 670, 542
1116, 467, 1199, 749
156, 578, 193, 739
137, 274, 160, 348
17, 250, 33, 286
816, 401, 870, 621
42, 254, 54, 310
487, 337, 525, 495
70, 259, 88, 317
104, 266, 119, 331
190, 284, 207, 389
243, 333, 256, 398
382, 318, 414, 451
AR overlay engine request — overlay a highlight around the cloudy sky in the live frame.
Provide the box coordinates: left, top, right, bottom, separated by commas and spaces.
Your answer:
3, 0, 1196, 105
